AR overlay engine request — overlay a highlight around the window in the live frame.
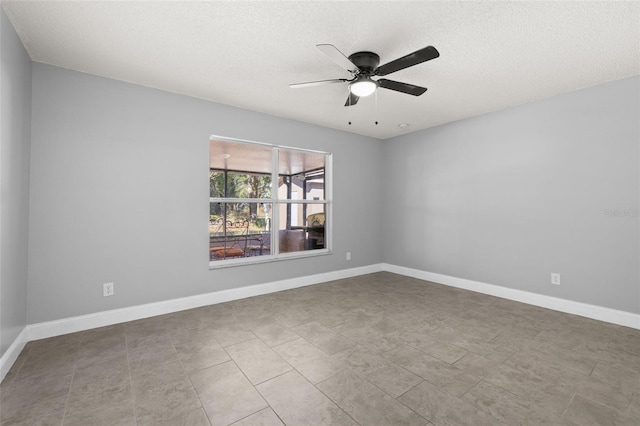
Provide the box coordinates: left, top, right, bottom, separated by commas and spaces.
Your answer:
209, 137, 331, 266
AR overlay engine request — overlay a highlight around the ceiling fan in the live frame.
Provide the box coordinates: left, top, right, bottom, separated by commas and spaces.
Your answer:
290, 44, 439, 106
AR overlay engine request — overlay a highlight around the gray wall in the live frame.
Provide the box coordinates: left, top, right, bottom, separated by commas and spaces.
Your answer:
28, 63, 383, 324
13, 47, 640, 330
383, 76, 640, 314
0, 8, 32, 357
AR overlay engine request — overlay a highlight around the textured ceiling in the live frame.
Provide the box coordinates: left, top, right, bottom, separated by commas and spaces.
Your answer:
2, 1, 639, 140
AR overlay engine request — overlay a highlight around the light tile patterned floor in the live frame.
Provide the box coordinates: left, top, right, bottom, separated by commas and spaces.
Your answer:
1, 272, 639, 425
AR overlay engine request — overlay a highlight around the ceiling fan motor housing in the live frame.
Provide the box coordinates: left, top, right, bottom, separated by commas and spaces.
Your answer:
348, 51, 380, 74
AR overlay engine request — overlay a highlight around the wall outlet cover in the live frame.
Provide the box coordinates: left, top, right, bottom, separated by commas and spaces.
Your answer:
103, 282, 114, 297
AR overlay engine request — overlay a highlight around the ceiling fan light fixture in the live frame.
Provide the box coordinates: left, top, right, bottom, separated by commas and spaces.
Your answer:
349, 77, 377, 97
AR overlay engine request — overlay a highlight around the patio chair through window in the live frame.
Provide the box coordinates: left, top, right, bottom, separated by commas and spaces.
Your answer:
210, 218, 249, 260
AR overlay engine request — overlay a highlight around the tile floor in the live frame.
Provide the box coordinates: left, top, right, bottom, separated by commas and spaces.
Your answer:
1, 272, 639, 425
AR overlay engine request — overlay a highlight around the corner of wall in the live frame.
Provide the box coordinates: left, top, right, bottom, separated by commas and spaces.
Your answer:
0, 327, 28, 382
0, 5, 32, 372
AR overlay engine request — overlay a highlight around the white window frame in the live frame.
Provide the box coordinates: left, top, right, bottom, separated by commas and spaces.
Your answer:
209, 136, 332, 269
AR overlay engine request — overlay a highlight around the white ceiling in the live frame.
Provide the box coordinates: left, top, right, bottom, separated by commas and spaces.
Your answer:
2, 1, 639, 140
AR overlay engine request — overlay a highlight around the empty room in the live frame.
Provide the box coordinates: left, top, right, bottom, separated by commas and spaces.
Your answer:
1, 1, 639, 425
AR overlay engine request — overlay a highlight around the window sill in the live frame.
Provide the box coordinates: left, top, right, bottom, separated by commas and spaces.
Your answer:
208, 249, 332, 269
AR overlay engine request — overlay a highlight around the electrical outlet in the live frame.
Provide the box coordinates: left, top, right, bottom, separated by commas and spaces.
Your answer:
103, 282, 114, 297
346, 252, 351, 261
551, 273, 561, 286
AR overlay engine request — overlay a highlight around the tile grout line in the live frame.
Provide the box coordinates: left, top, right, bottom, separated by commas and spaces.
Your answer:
219, 343, 273, 423
167, 329, 213, 426
310, 375, 364, 426
124, 328, 140, 426
394, 378, 426, 401
183, 367, 213, 426
560, 394, 577, 418
58, 339, 82, 426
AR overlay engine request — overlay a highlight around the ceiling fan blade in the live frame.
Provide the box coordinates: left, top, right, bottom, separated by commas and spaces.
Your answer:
376, 46, 439, 76
344, 92, 359, 107
378, 79, 427, 96
317, 44, 359, 73
289, 79, 348, 89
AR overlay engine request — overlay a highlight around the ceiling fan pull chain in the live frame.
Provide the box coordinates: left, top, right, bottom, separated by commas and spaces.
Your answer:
348, 86, 352, 125
375, 89, 379, 125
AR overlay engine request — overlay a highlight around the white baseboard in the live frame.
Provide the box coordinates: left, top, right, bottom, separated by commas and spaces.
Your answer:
381, 263, 640, 330
4, 262, 637, 382
0, 327, 28, 383
27, 263, 383, 341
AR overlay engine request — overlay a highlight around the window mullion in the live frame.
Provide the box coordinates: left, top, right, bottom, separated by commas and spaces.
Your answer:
271, 147, 280, 256
325, 153, 332, 252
